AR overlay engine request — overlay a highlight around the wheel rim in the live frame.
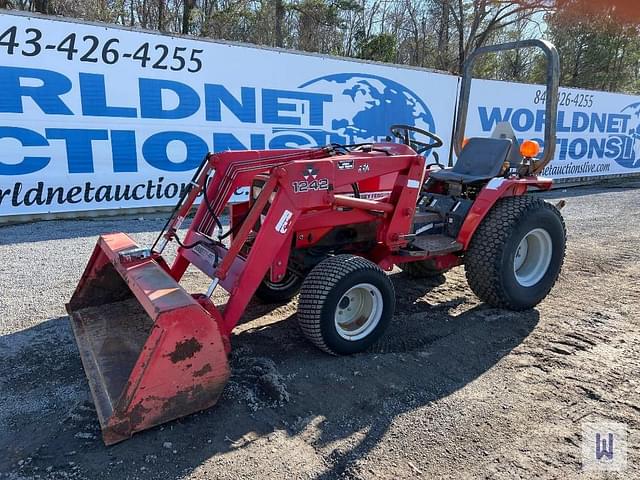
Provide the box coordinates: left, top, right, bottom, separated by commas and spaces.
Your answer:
263, 271, 299, 291
513, 228, 553, 287
334, 283, 383, 341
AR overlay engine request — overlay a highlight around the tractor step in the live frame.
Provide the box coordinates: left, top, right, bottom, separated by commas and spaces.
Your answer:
409, 234, 463, 256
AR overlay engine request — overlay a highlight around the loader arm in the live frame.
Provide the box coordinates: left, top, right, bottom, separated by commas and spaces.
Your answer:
66, 143, 425, 444
172, 145, 425, 336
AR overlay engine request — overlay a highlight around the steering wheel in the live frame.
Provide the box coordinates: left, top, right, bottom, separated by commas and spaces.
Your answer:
389, 124, 443, 155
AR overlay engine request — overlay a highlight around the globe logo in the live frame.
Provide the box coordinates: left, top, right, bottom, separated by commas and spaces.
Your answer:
298, 73, 436, 147
618, 101, 640, 169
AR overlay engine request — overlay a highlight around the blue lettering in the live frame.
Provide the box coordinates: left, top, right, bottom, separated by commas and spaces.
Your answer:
572, 112, 589, 133
557, 111, 571, 133
587, 137, 605, 158
212, 133, 265, 152
45, 128, 108, 173
606, 114, 630, 134
0, 66, 72, 115
205, 85, 256, 123
568, 138, 587, 159
213, 133, 247, 151
111, 130, 138, 172
139, 79, 200, 119
534, 110, 546, 132
0, 127, 50, 175
512, 108, 534, 132
605, 136, 622, 159
478, 107, 512, 132
622, 134, 634, 159
142, 131, 207, 171
262, 89, 331, 126
269, 133, 315, 149
590, 113, 606, 133
557, 137, 569, 161
79, 73, 137, 118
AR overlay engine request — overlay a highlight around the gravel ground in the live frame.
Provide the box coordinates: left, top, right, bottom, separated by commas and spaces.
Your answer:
1, 182, 639, 479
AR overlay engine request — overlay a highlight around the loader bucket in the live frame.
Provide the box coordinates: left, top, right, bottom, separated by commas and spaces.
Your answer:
66, 233, 230, 445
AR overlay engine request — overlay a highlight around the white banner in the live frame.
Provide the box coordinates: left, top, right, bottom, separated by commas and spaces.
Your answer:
0, 12, 458, 216
0, 12, 639, 218
466, 79, 640, 179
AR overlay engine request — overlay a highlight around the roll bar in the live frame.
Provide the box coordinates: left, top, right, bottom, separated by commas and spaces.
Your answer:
453, 39, 560, 174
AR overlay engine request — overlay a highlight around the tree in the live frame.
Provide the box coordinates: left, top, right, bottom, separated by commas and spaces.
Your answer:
183, 0, 196, 34
448, 0, 550, 73
275, 0, 285, 46
291, 0, 360, 53
357, 32, 396, 62
33, 0, 47, 13
546, 6, 640, 93
2, 0, 638, 94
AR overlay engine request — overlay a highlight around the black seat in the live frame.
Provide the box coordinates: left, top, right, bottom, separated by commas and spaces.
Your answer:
430, 137, 512, 184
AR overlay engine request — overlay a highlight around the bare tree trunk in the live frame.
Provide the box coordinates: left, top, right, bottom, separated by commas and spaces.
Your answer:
130, 0, 135, 26
609, 39, 625, 91
404, 0, 419, 65
33, 0, 48, 13
157, 0, 165, 31
456, 0, 464, 72
275, 0, 284, 47
140, 0, 148, 28
183, 0, 195, 34
437, 0, 450, 70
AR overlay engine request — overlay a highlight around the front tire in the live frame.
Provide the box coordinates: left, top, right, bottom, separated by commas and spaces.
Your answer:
465, 196, 566, 310
297, 255, 395, 355
255, 270, 302, 303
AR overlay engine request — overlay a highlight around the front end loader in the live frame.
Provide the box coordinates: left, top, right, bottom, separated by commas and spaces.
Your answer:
67, 39, 565, 444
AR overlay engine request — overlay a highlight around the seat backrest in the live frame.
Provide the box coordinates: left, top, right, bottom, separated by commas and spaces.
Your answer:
491, 121, 524, 169
453, 137, 512, 177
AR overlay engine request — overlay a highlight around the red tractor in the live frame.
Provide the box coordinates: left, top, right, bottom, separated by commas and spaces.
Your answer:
67, 40, 565, 444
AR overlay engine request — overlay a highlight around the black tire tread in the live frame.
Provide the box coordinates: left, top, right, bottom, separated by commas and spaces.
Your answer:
297, 255, 393, 355
465, 195, 566, 310
400, 259, 446, 278
255, 272, 302, 303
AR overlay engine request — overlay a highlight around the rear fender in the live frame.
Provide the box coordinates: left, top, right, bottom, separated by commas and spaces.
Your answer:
456, 177, 552, 249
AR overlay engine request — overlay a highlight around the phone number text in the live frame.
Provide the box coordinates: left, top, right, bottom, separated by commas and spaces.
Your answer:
533, 89, 594, 108
0, 25, 203, 73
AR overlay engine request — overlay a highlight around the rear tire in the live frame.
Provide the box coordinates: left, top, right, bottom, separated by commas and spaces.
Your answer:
400, 258, 447, 278
465, 195, 566, 310
297, 255, 395, 355
255, 270, 302, 303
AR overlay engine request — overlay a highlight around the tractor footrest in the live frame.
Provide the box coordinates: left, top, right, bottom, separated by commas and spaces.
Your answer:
409, 234, 462, 256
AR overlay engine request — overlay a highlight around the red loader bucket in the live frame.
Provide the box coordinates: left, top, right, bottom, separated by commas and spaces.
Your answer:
66, 233, 230, 445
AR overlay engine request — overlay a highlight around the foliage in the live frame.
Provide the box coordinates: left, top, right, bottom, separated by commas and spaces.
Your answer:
357, 32, 396, 62
3, 0, 639, 94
